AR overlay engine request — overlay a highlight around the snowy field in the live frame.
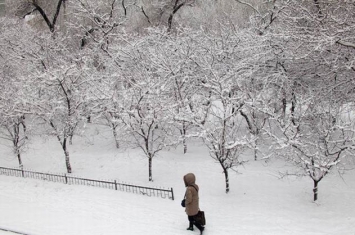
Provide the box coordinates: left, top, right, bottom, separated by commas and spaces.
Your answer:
0, 124, 355, 235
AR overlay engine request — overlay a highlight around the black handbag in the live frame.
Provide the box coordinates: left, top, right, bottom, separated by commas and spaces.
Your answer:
181, 198, 186, 207
194, 210, 206, 226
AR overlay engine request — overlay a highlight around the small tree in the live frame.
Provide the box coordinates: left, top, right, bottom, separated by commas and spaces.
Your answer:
240, 102, 268, 161
97, 85, 126, 149
0, 115, 28, 169
27, 35, 90, 173
116, 32, 177, 181
120, 89, 173, 182
32, 70, 86, 173
147, 28, 199, 154
176, 27, 255, 193
0, 20, 34, 169
262, 0, 355, 201
101, 111, 123, 149
196, 98, 250, 193
269, 96, 355, 201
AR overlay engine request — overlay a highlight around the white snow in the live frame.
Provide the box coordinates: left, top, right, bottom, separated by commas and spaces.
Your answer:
0, 124, 355, 235
24, 15, 36, 22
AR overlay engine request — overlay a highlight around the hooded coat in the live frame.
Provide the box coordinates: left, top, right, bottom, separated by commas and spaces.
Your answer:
183, 173, 199, 216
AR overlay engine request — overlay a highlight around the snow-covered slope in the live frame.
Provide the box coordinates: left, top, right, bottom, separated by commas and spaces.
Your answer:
0, 124, 354, 235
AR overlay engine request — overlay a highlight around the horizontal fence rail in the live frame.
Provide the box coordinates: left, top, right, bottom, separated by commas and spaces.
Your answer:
0, 166, 174, 200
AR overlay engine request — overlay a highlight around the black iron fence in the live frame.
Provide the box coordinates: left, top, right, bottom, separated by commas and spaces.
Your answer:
0, 166, 174, 200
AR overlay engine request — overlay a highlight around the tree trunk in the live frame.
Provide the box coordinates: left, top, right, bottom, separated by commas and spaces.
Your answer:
17, 152, 23, 169
65, 151, 72, 173
13, 124, 22, 168
112, 125, 120, 149
69, 134, 73, 145
148, 156, 153, 181
254, 139, 258, 161
167, 0, 185, 32
183, 139, 187, 154
32, 0, 65, 32
181, 122, 187, 154
222, 165, 230, 193
62, 138, 72, 173
291, 82, 297, 126
282, 91, 287, 127
240, 110, 253, 133
313, 180, 319, 201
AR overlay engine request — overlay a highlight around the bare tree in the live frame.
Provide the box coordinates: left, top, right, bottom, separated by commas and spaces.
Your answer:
30, 0, 66, 32
0, 115, 28, 169
24, 34, 91, 173
7, 0, 67, 32
262, 0, 355, 201
0, 18, 36, 169
115, 31, 177, 181
171, 27, 259, 193
268, 95, 355, 201
69, 0, 123, 49
145, 29, 198, 154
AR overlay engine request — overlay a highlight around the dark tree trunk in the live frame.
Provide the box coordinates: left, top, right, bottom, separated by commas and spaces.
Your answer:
32, 0, 65, 32
49, 120, 72, 173
65, 152, 72, 174
254, 139, 258, 161
69, 134, 73, 145
291, 97, 296, 126
282, 92, 287, 126
148, 156, 153, 182
240, 110, 253, 133
219, 162, 229, 193
181, 122, 187, 154
13, 123, 23, 169
17, 152, 23, 169
313, 180, 319, 201
224, 167, 229, 193
112, 125, 120, 149
291, 82, 297, 126
183, 139, 187, 154
167, 0, 185, 32
62, 138, 72, 173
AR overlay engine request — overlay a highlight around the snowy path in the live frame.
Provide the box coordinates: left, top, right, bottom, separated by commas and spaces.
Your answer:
0, 176, 183, 235
1, 167, 355, 235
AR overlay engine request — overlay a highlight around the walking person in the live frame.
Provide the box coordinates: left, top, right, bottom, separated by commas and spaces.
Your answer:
183, 173, 204, 234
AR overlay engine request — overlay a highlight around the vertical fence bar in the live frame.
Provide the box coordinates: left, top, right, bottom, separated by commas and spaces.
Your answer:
171, 188, 174, 200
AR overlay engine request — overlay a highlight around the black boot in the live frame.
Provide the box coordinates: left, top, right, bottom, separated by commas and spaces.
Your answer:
194, 223, 204, 235
186, 221, 194, 231
200, 226, 205, 234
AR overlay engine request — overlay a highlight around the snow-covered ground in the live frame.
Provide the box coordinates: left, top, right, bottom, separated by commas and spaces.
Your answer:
0, 124, 355, 235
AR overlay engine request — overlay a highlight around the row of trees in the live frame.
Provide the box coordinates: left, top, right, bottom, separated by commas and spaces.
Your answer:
1, 0, 355, 201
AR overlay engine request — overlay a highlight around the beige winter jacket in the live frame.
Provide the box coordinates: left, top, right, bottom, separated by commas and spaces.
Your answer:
183, 173, 199, 216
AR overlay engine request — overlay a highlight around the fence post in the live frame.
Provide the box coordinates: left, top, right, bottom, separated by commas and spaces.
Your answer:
65, 174, 68, 184
114, 180, 117, 190
21, 169, 24, 178
171, 188, 174, 200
